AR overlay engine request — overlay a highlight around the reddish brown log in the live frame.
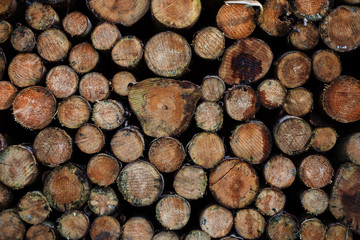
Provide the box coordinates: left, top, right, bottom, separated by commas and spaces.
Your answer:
0, 20, 12, 43
91, 22, 121, 51
290, 0, 333, 21
46, 65, 79, 99
264, 155, 296, 189
0, 81, 17, 110
312, 49, 341, 83
112, 71, 137, 97
89, 216, 121, 240
153, 231, 179, 240
0, 210, 26, 240
37, 29, 71, 62
87, 153, 120, 187
283, 87, 314, 117
326, 223, 353, 240
200, 204, 233, 238
69, 42, 99, 74
63, 11, 92, 38
255, 188, 286, 216
57, 95, 91, 129
192, 27, 225, 60
234, 208, 266, 239
257, 79, 287, 109
112, 36, 143, 68
26, 224, 56, 240
111, 127, 144, 163
76, 123, 105, 154
0, 47, 5, 80
57, 211, 89, 240
300, 218, 326, 240
310, 127, 337, 152
25, 2, 59, 31
0, 183, 13, 211
122, 217, 153, 240
289, 22, 319, 50
0, 0, 17, 18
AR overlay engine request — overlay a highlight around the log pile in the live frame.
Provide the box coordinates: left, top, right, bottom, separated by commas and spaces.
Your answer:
1, 0, 360, 239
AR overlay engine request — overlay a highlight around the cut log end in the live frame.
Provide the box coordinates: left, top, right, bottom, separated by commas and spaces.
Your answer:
0, 0, 16, 18
88, 186, 118, 216
193, 27, 225, 60
26, 224, 56, 240
122, 217, 153, 240
0, 210, 26, 240
201, 75, 225, 102
112, 36, 143, 68
80, 72, 110, 103
290, 0, 332, 21
0, 20, 12, 44
0, 48, 5, 80
300, 218, 326, 240
69, 42, 99, 74
310, 127, 337, 152
57, 95, 91, 129
91, 22, 121, 51
87, 153, 120, 187
92, 100, 125, 130
112, 71, 137, 97
46, 65, 78, 99
264, 155, 296, 189
153, 231, 179, 240
289, 22, 319, 50
25, 2, 59, 31
255, 188, 286, 216
325, 223, 353, 240
185, 230, 210, 240
234, 208, 266, 239
200, 204, 233, 238
10, 25, 36, 53
283, 87, 314, 117
257, 79, 286, 109
267, 214, 298, 240
173, 165, 207, 200
17, 191, 50, 225
37, 29, 71, 62
63, 11, 92, 38
301, 188, 329, 215
0, 183, 13, 211
76, 123, 105, 155
312, 49, 341, 83
111, 127, 144, 163
90, 216, 121, 240
0, 81, 17, 110
195, 101, 223, 131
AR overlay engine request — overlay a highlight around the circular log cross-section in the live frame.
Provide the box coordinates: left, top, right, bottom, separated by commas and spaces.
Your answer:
326, 223, 353, 240
273, 116, 312, 156
91, 22, 121, 51
112, 71, 137, 97
156, 195, 191, 230
76, 123, 105, 154
230, 121, 272, 165
10, 25, 36, 52
283, 87, 314, 117
90, 216, 121, 240
0, 0, 16, 18
300, 218, 326, 240
201, 75, 225, 102
149, 137, 185, 173
46, 65, 79, 99
18, 191, 50, 225
0, 210, 26, 240
87, 153, 120, 187
58, 210, 90, 240
200, 204, 233, 238
185, 230, 210, 240
92, 100, 125, 130
57, 95, 91, 129
153, 231, 179, 240
289, 22, 319, 50
173, 165, 207, 200
112, 36, 143, 68
87, 0, 150, 27
301, 188, 329, 215
322, 75, 360, 123
69, 42, 99, 74
0, 145, 38, 190
319, 5, 360, 52
117, 160, 163, 207
88, 186, 118, 216
26, 224, 56, 240
255, 188, 286, 216
192, 27, 225, 60
257, 79, 287, 109
37, 29, 71, 62
188, 132, 225, 169
234, 209, 266, 240
33, 127, 72, 167
312, 49, 341, 83
111, 127, 144, 163
8, 53, 45, 88
195, 101, 223, 132
63, 11, 92, 38
79, 72, 110, 103
151, 0, 201, 29
338, 132, 360, 165
0, 81, 17, 110
276, 51, 311, 88
310, 127, 337, 152
0, 20, 11, 44
225, 85, 259, 121
219, 38, 273, 84
122, 217, 153, 240
209, 158, 259, 209
216, 3, 255, 40
290, 0, 332, 22
144, 32, 191, 78
0, 183, 13, 210
43, 164, 90, 212
267, 214, 298, 240
264, 155, 297, 189
25, 2, 59, 31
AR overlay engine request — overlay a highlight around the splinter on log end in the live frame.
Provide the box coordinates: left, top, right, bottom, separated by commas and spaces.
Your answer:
257, 79, 287, 109
201, 75, 225, 102
25, 2, 59, 31
264, 155, 296, 189
57, 211, 90, 240
289, 22, 319, 50
76, 123, 105, 155
310, 127, 337, 152
87, 153, 120, 187
122, 217, 154, 240
195, 101, 223, 131
112, 71, 137, 97
0, 210, 26, 240
79, 72, 110, 103
69, 42, 99, 74
88, 186, 118, 216
301, 188, 329, 215
46, 65, 79, 99
255, 188, 286, 216
17, 191, 50, 225
283, 87, 314, 117
112, 36, 143, 68
37, 28, 71, 62
111, 127, 144, 163
299, 218, 326, 240
90, 216, 121, 240
63, 11, 92, 38
173, 165, 207, 200
200, 204, 233, 238
91, 22, 121, 51
267, 214, 298, 240
57, 95, 91, 129
234, 208, 266, 240
192, 27, 225, 60
312, 49, 341, 83
0, 81, 17, 110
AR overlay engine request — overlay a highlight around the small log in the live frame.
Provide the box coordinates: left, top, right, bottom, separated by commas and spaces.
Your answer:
149, 137, 185, 173
26, 224, 56, 240
263, 154, 296, 188
90, 216, 121, 240
87, 0, 150, 27
200, 75, 225, 102
117, 160, 163, 207
46, 65, 79, 99
225, 85, 260, 121
319, 5, 360, 52
300, 218, 326, 240
0, 210, 26, 240
299, 155, 334, 188
156, 194, 191, 230
87, 153, 120, 187
88, 186, 118, 216
255, 188, 286, 216
234, 208, 266, 240
144, 32, 191, 78
76, 123, 105, 154
289, 0, 332, 21
62, 11, 92, 38
10, 25, 36, 52
257, 0, 292, 37
322, 75, 360, 123
91, 22, 121, 51
92, 100, 125, 130
112, 36, 143, 68
33, 127, 73, 167
192, 27, 225, 60
112, 71, 137, 97
8, 53, 45, 88
230, 120, 272, 164
151, 0, 201, 29
122, 217, 153, 240
200, 204, 233, 238
276, 51, 311, 88
0, 145, 38, 190
110, 127, 144, 163
0, 81, 17, 110
0, 20, 12, 43
0, 183, 13, 211
57, 95, 91, 129
128, 78, 201, 137
216, 3, 255, 40
257, 79, 287, 109
0, 0, 17, 18
173, 165, 207, 200
283, 87, 313, 117
153, 231, 179, 240
312, 49, 341, 83
188, 132, 225, 169
0, 47, 5, 80
185, 230, 210, 240
325, 223, 353, 240
17, 191, 50, 225
267, 214, 298, 240
329, 162, 360, 235
289, 22, 319, 50
219, 38, 273, 84
37, 29, 71, 62
310, 127, 337, 152
301, 188, 329, 215
195, 101, 223, 131
273, 115, 312, 155
79, 72, 110, 103
209, 158, 259, 209
69, 42, 99, 74
43, 163, 90, 212
58, 212, 89, 240
25, 2, 59, 31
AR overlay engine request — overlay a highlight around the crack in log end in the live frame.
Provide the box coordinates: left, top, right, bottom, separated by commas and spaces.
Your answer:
231, 52, 262, 84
